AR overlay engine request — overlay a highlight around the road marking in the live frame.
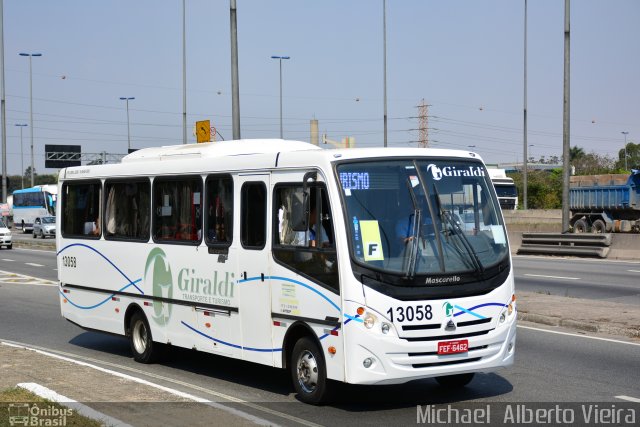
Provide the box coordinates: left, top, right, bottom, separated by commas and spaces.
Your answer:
615, 395, 640, 403
518, 325, 640, 347
18, 382, 131, 427
1, 339, 320, 427
25, 262, 44, 267
12, 247, 56, 254
523, 274, 580, 280
1, 259, 14, 261
0, 269, 57, 287
627, 270, 640, 273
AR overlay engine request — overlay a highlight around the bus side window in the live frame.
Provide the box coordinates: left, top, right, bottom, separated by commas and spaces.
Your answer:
61, 181, 101, 238
104, 180, 151, 241
205, 175, 233, 246
153, 177, 202, 243
273, 184, 339, 293
241, 182, 267, 249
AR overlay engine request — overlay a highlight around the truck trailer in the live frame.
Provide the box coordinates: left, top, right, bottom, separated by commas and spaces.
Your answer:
569, 170, 640, 233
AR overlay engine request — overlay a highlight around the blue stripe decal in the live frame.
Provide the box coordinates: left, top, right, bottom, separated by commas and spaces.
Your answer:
240, 275, 340, 312
453, 304, 486, 319
60, 279, 142, 310
453, 302, 508, 318
343, 313, 364, 323
181, 321, 283, 352
57, 243, 144, 295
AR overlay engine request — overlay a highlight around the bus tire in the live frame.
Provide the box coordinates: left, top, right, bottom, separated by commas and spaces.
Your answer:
291, 337, 329, 405
435, 373, 475, 389
128, 311, 159, 364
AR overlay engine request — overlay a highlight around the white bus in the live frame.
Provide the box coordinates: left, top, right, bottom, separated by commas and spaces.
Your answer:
12, 185, 57, 232
487, 169, 518, 210
57, 140, 516, 404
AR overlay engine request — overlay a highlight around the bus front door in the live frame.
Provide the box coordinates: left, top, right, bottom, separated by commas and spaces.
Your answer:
236, 174, 274, 365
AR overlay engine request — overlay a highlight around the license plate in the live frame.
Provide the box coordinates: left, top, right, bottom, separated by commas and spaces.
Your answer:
437, 339, 469, 355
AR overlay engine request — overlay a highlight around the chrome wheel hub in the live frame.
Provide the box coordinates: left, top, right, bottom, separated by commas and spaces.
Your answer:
296, 350, 318, 393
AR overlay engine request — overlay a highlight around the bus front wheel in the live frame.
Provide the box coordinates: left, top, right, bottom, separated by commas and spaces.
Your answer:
290, 337, 329, 405
128, 311, 160, 364
435, 373, 475, 389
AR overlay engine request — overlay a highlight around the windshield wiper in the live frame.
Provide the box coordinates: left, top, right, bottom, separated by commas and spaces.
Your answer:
431, 185, 485, 275
404, 178, 421, 279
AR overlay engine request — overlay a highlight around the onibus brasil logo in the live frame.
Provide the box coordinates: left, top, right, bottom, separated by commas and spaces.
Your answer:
144, 248, 173, 326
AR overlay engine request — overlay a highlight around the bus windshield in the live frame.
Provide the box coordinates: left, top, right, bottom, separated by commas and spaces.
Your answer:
494, 185, 517, 198
337, 159, 508, 280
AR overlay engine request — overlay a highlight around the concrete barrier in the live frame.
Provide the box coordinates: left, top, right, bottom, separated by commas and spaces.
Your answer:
502, 210, 640, 260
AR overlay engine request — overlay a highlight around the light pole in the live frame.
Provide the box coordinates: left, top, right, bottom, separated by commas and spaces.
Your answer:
19, 52, 41, 187
382, 0, 388, 148
523, 0, 528, 210
621, 131, 629, 171
119, 97, 135, 152
271, 55, 289, 139
15, 124, 27, 188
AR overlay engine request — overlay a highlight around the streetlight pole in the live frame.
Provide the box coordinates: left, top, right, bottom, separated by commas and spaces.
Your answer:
15, 124, 27, 189
271, 55, 289, 139
382, 0, 388, 148
523, 0, 528, 210
182, 0, 187, 145
119, 97, 135, 152
621, 131, 629, 171
19, 52, 41, 187
1, 0, 7, 203
230, 0, 241, 140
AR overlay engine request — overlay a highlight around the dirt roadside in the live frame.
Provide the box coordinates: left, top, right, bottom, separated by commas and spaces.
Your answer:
0, 344, 264, 427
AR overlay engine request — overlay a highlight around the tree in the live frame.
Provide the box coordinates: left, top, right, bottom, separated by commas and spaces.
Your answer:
510, 169, 563, 209
572, 152, 616, 175
569, 146, 586, 162
615, 142, 640, 172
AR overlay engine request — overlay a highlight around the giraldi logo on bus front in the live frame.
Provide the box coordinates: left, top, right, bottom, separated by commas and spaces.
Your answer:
427, 164, 485, 181
145, 248, 236, 326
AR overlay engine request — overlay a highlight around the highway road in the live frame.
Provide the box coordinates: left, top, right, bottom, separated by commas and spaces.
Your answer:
1, 251, 639, 426
3, 247, 640, 303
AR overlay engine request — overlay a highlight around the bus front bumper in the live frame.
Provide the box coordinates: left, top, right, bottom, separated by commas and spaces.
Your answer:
344, 316, 516, 386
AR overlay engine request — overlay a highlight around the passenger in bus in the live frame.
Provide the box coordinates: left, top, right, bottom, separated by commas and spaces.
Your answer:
309, 205, 330, 248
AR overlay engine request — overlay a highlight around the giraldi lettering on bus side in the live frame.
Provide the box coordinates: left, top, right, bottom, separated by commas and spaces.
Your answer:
177, 268, 235, 302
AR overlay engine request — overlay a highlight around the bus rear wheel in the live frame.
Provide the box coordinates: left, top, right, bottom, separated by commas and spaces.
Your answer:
290, 337, 328, 405
128, 311, 160, 364
435, 373, 475, 389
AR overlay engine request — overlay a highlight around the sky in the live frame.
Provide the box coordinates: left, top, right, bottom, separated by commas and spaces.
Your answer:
2, 0, 639, 176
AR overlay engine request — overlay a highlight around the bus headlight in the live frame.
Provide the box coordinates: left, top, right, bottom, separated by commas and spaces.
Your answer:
381, 322, 391, 334
499, 312, 506, 324
364, 313, 377, 329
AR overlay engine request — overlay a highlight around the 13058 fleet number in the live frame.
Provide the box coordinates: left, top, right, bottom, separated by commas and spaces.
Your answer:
386, 304, 432, 323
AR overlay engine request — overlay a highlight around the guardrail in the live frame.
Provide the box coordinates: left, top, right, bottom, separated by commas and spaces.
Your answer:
516, 233, 611, 258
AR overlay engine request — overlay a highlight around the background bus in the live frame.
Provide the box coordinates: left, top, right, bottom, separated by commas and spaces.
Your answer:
487, 168, 518, 210
12, 185, 57, 232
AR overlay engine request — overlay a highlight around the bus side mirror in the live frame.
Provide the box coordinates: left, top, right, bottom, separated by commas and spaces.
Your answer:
290, 188, 309, 232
